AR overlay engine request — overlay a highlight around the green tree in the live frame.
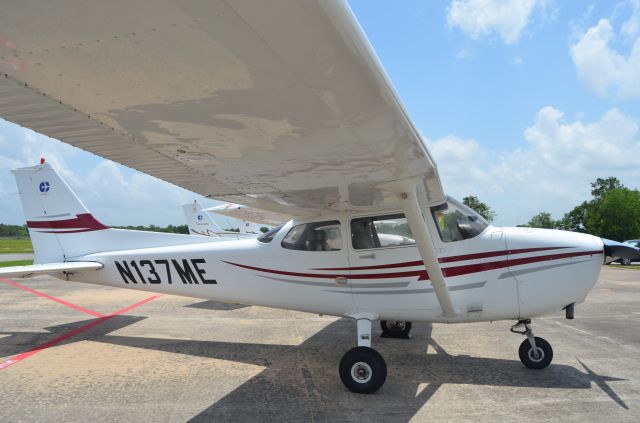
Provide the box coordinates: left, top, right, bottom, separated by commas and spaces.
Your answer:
113, 224, 189, 234
526, 212, 558, 229
462, 195, 496, 222
557, 176, 626, 234
556, 202, 588, 232
590, 177, 624, 201
584, 188, 640, 240
0, 224, 30, 238
260, 227, 270, 233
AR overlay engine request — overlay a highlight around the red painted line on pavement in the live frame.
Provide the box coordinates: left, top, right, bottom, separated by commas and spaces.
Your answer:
0, 294, 161, 371
0, 277, 105, 317
109, 294, 161, 315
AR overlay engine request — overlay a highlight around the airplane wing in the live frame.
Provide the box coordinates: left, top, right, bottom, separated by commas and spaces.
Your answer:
0, 0, 445, 216
0, 262, 103, 279
205, 203, 288, 227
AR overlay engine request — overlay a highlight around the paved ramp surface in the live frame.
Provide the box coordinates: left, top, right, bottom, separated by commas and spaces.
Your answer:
0, 253, 34, 262
0, 266, 638, 422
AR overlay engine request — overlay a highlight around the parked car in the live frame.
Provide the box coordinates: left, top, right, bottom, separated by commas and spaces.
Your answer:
619, 239, 640, 265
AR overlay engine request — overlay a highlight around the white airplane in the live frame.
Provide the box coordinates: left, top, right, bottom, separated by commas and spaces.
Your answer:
0, 1, 638, 394
182, 201, 258, 238
203, 203, 289, 227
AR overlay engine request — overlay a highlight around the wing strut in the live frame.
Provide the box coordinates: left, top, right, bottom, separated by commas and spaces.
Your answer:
392, 180, 456, 318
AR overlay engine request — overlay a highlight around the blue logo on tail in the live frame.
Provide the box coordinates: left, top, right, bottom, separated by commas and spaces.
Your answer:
39, 181, 50, 193
197, 214, 203, 221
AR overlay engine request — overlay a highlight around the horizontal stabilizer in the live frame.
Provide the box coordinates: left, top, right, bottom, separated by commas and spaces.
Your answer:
0, 261, 103, 279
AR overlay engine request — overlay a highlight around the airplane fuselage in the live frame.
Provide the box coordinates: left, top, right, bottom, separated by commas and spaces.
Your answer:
71, 216, 604, 324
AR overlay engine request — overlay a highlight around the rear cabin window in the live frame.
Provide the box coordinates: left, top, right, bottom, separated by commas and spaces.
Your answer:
351, 214, 415, 250
281, 221, 342, 251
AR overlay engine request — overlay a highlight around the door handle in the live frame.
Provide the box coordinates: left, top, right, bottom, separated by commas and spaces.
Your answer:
334, 276, 348, 285
359, 253, 376, 259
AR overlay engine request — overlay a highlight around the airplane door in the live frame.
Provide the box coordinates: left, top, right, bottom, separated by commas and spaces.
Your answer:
347, 213, 426, 313
261, 219, 353, 316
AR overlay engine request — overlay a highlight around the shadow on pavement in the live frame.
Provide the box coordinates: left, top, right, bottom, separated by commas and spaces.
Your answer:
184, 300, 248, 311
0, 318, 628, 421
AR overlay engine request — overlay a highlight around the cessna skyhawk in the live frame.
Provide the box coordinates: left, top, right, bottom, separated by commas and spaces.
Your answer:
182, 200, 259, 238
0, 0, 637, 393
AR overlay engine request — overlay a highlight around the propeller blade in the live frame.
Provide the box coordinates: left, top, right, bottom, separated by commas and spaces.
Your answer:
602, 238, 640, 259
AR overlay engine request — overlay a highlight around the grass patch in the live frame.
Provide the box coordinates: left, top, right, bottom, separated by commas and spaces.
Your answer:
0, 259, 33, 268
0, 238, 33, 254
615, 265, 640, 271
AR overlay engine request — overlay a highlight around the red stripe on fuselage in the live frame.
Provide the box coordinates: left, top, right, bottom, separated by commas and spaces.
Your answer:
224, 249, 602, 281
441, 249, 602, 278
27, 213, 108, 231
36, 228, 101, 234
314, 246, 570, 271
438, 246, 570, 263
221, 261, 419, 280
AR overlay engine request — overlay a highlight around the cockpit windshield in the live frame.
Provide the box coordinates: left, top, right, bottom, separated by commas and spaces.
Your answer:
431, 197, 489, 242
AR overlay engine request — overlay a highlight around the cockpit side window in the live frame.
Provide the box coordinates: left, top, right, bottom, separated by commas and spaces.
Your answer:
351, 214, 415, 250
431, 197, 489, 242
281, 220, 342, 251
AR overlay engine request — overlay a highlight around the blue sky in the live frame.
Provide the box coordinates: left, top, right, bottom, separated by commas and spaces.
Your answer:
1, 0, 640, 227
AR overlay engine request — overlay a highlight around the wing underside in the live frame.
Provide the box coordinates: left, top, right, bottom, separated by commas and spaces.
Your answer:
205, 203, 288, 226
0, 0, 444, 215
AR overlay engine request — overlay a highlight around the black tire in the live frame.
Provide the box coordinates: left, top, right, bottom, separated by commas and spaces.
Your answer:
518, 337, 553, 369
621, 258, 632, 266
380, 320, 412, 338
339, 347, 387, 394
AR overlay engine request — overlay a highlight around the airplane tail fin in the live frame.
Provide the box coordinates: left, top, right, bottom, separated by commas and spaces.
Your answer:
240, 220, 261, 234
13, 161, 216, 264
12, 161, 108, 264
182, 201, 224, 237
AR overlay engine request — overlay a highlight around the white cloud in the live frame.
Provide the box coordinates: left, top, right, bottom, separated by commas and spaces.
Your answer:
447, 0, 544, 44
571, 4, 640, 98
427, 107, 640, 226
0, 119, 223, 226
456, 48, 474, 60
621, 0, 640, 40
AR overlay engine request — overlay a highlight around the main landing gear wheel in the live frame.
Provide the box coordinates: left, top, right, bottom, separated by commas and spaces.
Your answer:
339, 346, 387, 394
511, 319, 553, 370
518, 337, 553, 369
380, 320, 412, 339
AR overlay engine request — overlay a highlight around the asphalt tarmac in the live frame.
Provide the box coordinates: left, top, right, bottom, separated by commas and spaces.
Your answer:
0, 266, 638, 422
0, 253, 34, 262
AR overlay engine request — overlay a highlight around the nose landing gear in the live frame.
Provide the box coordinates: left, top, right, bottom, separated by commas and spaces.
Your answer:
511, 319, 553, 369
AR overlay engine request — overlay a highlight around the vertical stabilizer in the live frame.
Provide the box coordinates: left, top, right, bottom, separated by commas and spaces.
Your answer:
182, 201, 224, 237
240, 220, 261, 234
12, 162, 108, 263
13, 161, 223, 264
